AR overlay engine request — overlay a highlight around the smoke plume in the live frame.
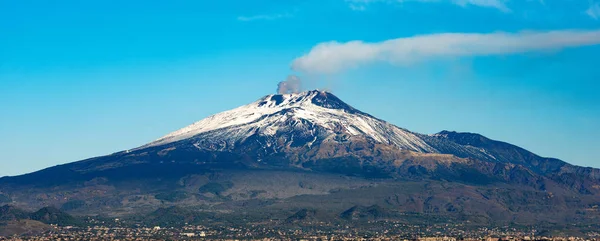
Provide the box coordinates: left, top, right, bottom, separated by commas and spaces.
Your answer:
277, 75, 302, 94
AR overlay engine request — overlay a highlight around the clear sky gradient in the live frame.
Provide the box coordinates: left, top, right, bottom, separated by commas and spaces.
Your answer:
1, 0, 599, 176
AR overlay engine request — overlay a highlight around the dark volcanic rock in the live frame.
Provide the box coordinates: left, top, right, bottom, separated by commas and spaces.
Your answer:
29, 207, 81, 226
0, 205, 29, 221
340, 205, 387, 221
285, 209, 324, 223
0, 90, 599, 229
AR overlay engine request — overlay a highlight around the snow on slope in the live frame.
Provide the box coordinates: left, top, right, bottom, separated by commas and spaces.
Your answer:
143, 90, 437, 153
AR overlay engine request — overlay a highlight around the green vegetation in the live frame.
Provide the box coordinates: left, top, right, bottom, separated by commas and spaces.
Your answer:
30, 207, 82, 226
0, 205, 29, 221
340, 205, 387, 221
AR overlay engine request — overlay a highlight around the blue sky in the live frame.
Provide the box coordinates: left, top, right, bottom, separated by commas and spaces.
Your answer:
1, 0, 599, 176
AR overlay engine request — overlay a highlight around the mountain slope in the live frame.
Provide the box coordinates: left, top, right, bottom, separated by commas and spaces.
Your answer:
423, 131, 567, 173
143, 90, 436, 153
423, 131, 600, 194
1, 90, 596, 189
0, 90, 599, 227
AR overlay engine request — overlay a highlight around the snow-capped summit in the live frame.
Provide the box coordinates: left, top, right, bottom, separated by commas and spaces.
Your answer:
143, 90, 437, 153
4, 89, 600, 228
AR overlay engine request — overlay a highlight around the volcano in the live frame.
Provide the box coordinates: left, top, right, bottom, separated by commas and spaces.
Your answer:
1, 90, 599, 227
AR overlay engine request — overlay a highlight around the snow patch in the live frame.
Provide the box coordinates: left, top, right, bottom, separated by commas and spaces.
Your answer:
140, 91, 437, 153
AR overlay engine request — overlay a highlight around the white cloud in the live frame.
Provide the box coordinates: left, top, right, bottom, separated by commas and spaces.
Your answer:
291, 29, 600, 74
345, 0, 510, 12
237, 13, 293, 22
587, 2, 600, 20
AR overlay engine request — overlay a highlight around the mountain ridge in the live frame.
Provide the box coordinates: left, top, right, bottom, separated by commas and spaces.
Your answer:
1, 90, 599, 228
1, 90, 596, 189
141, 90, 436, 153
